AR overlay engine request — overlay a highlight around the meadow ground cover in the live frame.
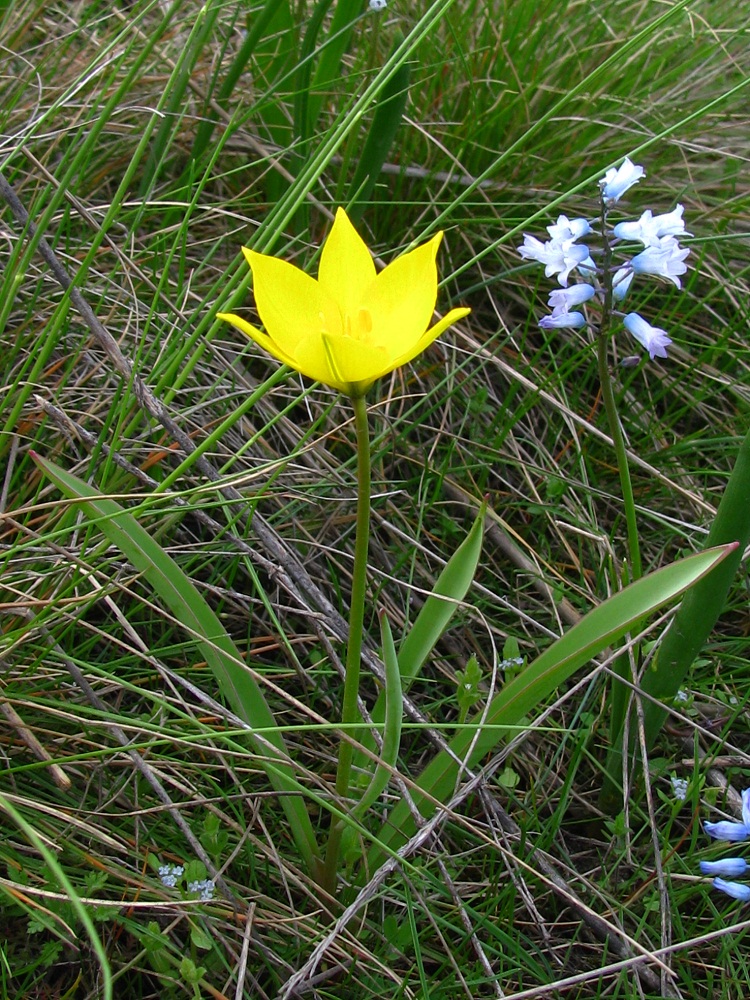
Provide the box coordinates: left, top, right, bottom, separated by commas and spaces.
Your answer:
2, 0, 750, 997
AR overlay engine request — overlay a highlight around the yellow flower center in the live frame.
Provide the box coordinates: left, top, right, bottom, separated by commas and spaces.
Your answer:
344, 308, 373, 342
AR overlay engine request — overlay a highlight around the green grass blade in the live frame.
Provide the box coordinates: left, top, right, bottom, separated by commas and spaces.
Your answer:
0, 792, 113, 1000
305, 0, 361, 136
138, 1, 221, 198
31, 453, 321, 875
351, 609, 403, 822
189, 0, 286, 167
346, 33, 411, 223
369, 544, 736, 868
398, 505, 486, 690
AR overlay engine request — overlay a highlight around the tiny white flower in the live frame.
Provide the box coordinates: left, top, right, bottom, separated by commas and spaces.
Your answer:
369, 0, 387, 9
671, 776, 689, 801
188, 878, 216, 902
600, 157, 645, 202
623, 313, 672, 360
159, 863, 184, 888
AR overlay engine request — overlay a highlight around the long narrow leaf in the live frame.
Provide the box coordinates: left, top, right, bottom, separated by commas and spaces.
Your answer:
347, 34, 411, 223
369, 544, 735, 868
603, 424, 750, 804
32, 453, 320, 875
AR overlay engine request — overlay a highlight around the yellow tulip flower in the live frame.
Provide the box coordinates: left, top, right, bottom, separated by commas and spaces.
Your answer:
217, 207, 470, 397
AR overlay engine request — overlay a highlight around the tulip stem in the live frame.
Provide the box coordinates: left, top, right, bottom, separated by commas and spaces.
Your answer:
321, 392, 372, 895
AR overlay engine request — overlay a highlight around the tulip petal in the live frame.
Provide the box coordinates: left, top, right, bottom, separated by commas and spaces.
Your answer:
217, 312, 299, 369
275, 331, 387, 394
386, 306, 471, 374
365, 233, 443, 355
318, 208, 377, 317
219, 210, 469, 395
243, 248, 342, 354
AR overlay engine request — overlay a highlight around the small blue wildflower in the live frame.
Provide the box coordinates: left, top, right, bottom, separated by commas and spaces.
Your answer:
630, 239, 690, 289
705, 789, 750, 841
700, 858, 749, 878
539, 311, 586, 330
547, 283, 596, 311
613, 206, 691, 247
599, 158, 645, 203
517, 235, 590, 287
704, 820, 750, 842
671, 777, 689, 801
158, 864, 184, 889
369, 0, 387, 9
546, 216, 592, 242
713, 878, 750, 902
623, 313, 672, 361
188, 879, 216, 902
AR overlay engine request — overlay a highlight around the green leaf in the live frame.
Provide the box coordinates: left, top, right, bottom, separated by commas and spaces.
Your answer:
603, 423, 750, 805
347, 34, 411, 223
31, 453, 321, 876
399, 504, 486, 690
368, 544, 735, 868
353, 505, 485, 773
638, 428, 750, 747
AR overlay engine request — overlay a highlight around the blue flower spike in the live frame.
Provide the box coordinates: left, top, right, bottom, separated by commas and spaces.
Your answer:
516, 157, 690, 360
